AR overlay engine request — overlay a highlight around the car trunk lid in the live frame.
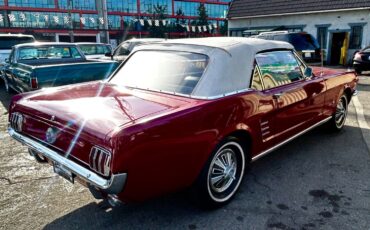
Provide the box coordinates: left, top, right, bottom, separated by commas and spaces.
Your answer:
12, 81, 192, 164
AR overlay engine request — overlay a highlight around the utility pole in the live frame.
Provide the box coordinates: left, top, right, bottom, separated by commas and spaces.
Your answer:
96, 0, 110, 44
67, 0, 74, 42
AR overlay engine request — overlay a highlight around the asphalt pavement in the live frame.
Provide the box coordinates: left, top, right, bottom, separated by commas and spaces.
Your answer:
0, 73, 370, 230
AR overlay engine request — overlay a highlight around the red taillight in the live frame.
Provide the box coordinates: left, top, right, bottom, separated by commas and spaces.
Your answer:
354, 52, 361, 61
30, 78, 38, 89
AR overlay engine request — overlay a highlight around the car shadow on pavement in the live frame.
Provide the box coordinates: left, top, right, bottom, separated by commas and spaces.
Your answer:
0, 82, 13, 113
43, 124, 370, 230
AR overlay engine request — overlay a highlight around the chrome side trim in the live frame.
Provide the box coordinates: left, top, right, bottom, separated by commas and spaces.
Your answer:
252, 116, 331, 162
8, 127, 126, 194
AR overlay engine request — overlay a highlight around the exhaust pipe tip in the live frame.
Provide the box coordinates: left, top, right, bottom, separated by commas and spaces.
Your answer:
107, 194, 124, 207
28, 149, 47, 163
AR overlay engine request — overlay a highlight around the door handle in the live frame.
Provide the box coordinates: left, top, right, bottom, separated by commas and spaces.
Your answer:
273, 92, 284, 99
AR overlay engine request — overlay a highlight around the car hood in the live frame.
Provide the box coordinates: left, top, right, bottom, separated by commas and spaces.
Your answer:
14, 81, 192, 140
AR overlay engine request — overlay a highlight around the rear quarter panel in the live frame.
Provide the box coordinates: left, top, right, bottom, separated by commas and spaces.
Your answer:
111, 92, 264, 202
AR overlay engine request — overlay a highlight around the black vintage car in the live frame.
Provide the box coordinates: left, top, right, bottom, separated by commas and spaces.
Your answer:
353, 46, 370, 74
254, 31, 321, 63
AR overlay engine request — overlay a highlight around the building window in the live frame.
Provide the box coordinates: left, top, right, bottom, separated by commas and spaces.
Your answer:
0, 0, 4, 6
107, 0, 137, 13
108, 15, 121, 30
174, 1, 199, 17
349, 26, 363, 49
205, 3, 228, 18
8, 0, 55, 8
141, 0, 172, 15
317, 27, 328, 49
6, 11, 81, 29
59, 0, 96, 11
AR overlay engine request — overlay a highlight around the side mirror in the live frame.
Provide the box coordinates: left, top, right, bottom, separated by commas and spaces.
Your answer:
304, 67, 313, 79
105, 52, 112, 57
4, 58, 9, 63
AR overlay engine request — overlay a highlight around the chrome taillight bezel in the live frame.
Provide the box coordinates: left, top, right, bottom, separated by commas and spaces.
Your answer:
89, 146, 112, 177
10, 112, 24, 132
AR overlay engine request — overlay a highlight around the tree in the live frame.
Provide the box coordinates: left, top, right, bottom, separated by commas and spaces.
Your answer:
197, 3, 208, 26
175, 8, 186, 33
149, 4, 168, 38
219, 20, 228, 35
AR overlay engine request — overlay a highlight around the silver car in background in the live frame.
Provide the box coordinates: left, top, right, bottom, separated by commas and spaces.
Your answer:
104, 38, 165, 63
76, 42, 112, 59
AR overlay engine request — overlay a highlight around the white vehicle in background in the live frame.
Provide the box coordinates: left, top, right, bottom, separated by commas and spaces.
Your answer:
1, 34, 35, 81
76, 42, 112, 59
104, 38, 165, 63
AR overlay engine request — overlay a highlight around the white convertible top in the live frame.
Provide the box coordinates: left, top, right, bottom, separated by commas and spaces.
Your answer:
132, 37, 294, 98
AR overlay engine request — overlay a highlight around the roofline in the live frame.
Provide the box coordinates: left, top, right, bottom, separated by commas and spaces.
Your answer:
15, 42, 78, 47
0, 34, 34, 37
228, 7, 370, 20
148, 42, 233, 57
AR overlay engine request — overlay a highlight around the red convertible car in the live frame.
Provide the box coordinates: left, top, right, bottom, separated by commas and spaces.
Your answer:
8, 37, 358, 208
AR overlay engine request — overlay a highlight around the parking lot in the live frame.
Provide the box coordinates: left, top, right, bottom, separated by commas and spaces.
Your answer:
1, 73, 370, 230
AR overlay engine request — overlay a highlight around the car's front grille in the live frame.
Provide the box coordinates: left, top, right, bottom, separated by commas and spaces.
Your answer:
10, 112, 24, 132
89, 146, 112, 177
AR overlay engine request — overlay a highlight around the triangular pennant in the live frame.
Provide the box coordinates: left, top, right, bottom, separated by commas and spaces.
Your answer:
80, 17, 86, 25
8, 14, 16, 22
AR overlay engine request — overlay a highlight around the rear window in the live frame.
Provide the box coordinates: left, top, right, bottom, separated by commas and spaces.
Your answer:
111, 50, 209, 95
79, 44, 111, 55
0, 37, 35, 49
18, 46, 82, 60
288, 34, 320, 51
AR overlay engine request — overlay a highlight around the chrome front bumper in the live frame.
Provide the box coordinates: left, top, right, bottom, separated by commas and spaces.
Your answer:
8, 127, 127, 194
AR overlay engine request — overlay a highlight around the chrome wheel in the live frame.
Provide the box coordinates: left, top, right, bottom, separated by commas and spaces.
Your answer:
335, 96, 347, 129
209, 148, 237, 193
206, 141, 245, 203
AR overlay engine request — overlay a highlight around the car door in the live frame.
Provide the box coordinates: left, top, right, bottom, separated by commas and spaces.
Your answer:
248, 65, 279, 154
255, 50, 325, 143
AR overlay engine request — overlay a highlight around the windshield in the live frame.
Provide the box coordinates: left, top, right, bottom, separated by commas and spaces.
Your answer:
114, 42, 131, 56
110, 50, 209, 95
18, 46, 82, 60
289, 34, 320, 50
0, 37, 35, 49
79, 44, 111, 55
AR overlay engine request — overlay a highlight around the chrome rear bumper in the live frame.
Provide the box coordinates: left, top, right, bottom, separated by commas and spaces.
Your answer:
8, 127, 126, 194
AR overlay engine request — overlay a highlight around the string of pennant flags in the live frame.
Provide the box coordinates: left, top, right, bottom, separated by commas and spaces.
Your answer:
0, 12, 218, 33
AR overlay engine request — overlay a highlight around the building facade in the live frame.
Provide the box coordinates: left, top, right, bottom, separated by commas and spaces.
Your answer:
227, 0, 370, 65
0, 0, 229, 44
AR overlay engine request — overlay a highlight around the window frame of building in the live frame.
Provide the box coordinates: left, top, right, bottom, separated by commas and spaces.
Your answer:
316, 24, 330, 49
349, 24, 364, 49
